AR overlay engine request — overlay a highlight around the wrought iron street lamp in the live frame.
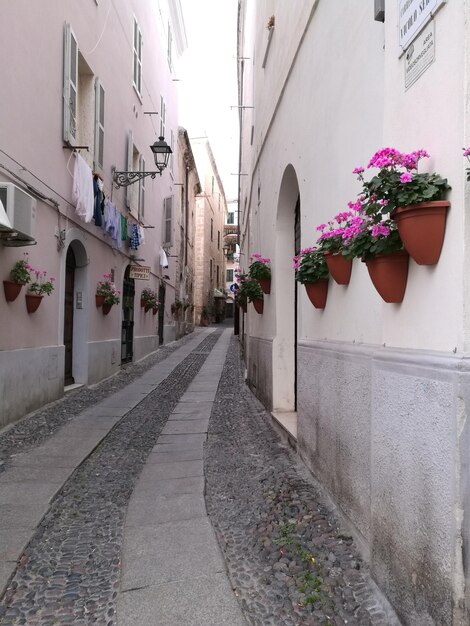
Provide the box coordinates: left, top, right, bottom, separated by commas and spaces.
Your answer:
112, 136, 172, 187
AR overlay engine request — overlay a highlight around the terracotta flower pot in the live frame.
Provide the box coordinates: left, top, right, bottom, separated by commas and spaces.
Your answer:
258, 277, 271, 294
140, 297, 146, 308
95, 294, 105, 308
152, 307, 158, 315
102, 303, 113, 315
324, 251, 352, 285
304, 280, 328, 309
252, 298, 264, 314
25, 293, 43, 313
365, 250, 409, 303
393, 200, 450, 265
3, 280, 25, 302
144, 304, 151, 313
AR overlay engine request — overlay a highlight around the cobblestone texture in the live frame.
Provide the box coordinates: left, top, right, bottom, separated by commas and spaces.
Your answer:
205, 337, 400, 626
0, 331, 222, 626
0, 331, 202, 473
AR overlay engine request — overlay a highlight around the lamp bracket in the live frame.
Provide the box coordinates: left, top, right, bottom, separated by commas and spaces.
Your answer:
112, 167, 162, 188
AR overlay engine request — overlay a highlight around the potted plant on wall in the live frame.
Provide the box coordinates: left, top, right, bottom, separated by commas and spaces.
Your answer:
26, 269, 55, 313
243, 278, 264, 314
234, 269, 249, 312
96, 274, 120, 315
141, 288, 157, 313
3, 256, 31, 302
248, 253, 271, 294
354, 148, 450, 265
293, 247, 329, 308
344, 209, 409, 303
315, 209, 360, 285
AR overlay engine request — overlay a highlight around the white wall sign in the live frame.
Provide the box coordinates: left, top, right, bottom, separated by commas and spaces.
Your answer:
399, 0, 445, 50
405, 21, 435, 89
129, 266, 150, 280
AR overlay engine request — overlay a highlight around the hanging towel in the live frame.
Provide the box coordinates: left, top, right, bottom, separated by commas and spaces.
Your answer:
160, 247, 169, 268
72, 154, 94, 223
93, 176, 102, 227
121, 215, 128, 241
130, 223, 140, 250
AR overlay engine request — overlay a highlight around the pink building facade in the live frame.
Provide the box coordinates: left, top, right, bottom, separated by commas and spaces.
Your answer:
0, 0, 187, 427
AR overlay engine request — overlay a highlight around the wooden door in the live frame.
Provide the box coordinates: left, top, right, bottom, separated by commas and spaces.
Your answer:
121, 266, 135, 363
64, 247, 76, 385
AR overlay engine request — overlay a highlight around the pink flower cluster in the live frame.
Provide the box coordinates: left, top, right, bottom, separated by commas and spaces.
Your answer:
364, 147, 429, 171
463, 147, 470, 157
316, 210, 364, 244
250, 253, 270, 264
292, 247, 316, 270
28, 266, 56, 283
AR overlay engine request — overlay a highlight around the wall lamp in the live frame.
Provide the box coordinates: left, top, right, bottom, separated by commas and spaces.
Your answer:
112, 137, 172, 187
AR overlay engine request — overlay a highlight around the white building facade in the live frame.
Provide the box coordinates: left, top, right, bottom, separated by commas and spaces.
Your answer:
0, 0, 187, 427
238, 1, 470, 623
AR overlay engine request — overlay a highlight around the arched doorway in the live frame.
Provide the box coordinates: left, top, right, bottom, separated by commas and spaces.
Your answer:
64, 247, 76, 385
273, 165, 300, 412
62, 238, 88, 386
121, 266, 135, 363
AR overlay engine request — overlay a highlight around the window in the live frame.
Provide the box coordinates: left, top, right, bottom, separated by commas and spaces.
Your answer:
210, 259, 213, 278
216, 265, 219, 286
160, 96, 166, 138
217, 230, 220, 249
226, 269, 234, 283
227, 212, 234, 224
64, 24, 99, 167
133, 18, 142, 96
163, 196, 173, 246
63, 24, 78, 144
210, 218, 213, 241
94, 79, 105, 170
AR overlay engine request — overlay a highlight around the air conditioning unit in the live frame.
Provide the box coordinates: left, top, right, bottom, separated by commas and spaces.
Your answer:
0, 182, 37, 244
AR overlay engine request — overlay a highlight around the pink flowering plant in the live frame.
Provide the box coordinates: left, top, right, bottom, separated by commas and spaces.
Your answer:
315, 207, 363, 257
463, 147, 470, 181
28, 268, 56, 296
248, 253, 271, 280
141, 288, 158, 308
342, 213, 403, 261
293, 248, 329, 284
96, 273, 120, 305
9, 255, 32, 284
237, 277, 263, 302
354, 147, 449, 215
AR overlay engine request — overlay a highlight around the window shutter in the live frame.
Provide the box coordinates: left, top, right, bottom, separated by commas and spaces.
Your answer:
163, 196, 173, 246
94, 78, 105, 169
133, 19, 142, 95
63, 23, 78, 144
126, 130, 133, 209
139, 155, 145, 220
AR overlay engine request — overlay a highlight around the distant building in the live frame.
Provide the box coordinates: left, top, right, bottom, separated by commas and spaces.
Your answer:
191, 138, 227, 325
224, 199, 239, 318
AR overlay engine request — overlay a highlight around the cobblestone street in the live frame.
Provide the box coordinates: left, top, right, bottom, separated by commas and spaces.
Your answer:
0, 326, 400, 625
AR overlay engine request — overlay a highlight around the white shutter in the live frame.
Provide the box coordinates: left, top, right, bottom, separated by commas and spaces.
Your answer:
94, 79, 105, 169
63, 23, 78, 144
125, 130, 133, 209
163, 196, 173, 246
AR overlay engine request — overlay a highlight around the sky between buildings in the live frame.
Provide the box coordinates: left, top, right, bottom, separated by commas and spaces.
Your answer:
179, 0, 240, 201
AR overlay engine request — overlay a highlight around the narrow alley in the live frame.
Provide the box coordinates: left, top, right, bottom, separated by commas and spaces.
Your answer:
0, 327, 399, 625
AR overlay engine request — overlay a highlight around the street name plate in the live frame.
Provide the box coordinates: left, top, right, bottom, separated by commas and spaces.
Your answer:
399, 0, 445, 50
405, 21, 435, 89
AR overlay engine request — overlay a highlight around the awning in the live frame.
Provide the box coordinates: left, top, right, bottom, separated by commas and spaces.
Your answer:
213, 289, 225, 298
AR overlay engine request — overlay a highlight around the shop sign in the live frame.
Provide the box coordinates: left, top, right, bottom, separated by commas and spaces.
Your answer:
129, 266, 150, 280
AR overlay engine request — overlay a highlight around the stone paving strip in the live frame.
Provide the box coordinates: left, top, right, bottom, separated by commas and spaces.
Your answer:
117, 327, 246, 625
0, 328, 222, 625
205, 336, 402, 626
